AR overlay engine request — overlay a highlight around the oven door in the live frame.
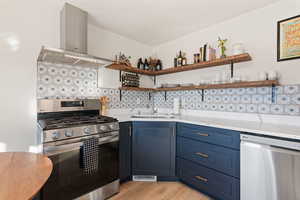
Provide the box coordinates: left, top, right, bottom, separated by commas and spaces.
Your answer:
41, 133, 119, 200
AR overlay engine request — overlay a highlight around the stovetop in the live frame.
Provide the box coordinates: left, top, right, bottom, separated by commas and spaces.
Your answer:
39, 115, 117, 130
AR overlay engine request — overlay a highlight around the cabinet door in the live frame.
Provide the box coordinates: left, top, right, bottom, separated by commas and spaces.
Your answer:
132, 122, 176, 177
119, 122, 132, 182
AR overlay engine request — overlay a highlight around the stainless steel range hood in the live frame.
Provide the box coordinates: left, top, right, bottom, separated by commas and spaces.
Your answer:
37, 3, 113, 67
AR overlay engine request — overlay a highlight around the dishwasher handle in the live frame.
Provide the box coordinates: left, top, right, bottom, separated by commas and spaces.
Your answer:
241, 134, 300, 151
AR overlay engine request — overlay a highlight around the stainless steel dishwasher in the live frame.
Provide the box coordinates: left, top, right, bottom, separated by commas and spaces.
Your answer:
241, 134, 300, 200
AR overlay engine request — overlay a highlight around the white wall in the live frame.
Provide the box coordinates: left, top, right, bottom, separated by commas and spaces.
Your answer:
0, 0, 152, 151
88, 25, 153, 88
153, 0, 300, 85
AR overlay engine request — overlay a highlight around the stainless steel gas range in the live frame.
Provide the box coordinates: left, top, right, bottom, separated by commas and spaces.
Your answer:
37, 99, 119, 200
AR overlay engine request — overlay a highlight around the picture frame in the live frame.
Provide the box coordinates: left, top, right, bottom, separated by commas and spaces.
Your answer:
277, 15, 300, 62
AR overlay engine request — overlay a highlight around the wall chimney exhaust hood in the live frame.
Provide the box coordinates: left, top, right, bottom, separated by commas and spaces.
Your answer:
37, 3, 113, 67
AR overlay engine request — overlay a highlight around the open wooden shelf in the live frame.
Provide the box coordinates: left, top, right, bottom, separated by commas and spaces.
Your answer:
107, 64, 154, 75
119, 87, 156, 91
119, 80, 279, 92
154, 53, 251, 76
106, 53, 252, 76
155, 80, 278, 91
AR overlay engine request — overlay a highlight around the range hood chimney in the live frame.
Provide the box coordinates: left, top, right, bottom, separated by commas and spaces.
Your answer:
37, 3, 112, 68
60, 3, 88, 54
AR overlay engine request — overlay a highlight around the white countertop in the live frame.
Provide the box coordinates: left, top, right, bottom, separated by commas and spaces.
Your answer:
108, 109, 300, 141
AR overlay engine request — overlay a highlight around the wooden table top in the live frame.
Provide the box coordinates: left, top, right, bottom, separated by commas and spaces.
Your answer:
0, 152, 53, 200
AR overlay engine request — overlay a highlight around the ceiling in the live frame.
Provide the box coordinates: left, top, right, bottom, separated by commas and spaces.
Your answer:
68, 0, 279, 46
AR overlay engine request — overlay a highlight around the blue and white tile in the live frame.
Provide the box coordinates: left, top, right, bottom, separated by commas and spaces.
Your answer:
231, 95, 241, 104
258, 104, 270, 114
210, 104, 218, 111
213, 96, 222, 103
284, 105, 299, 115
291, 94, 300, 104
226, 104, 236, 112
263, 95, 272, 104
203, 103, 210, 110
48, 67, 58, 76
237, 88, 246, 95
277, 95, 291, 104
222, 95, 231, 103
210, 89, 218, 95
284, 85, 298, 94
270, 105, 284, 115
218, 104, 226, 111
236, 104, 246, 113
217, 89, 226, 95
38, 65, 47, 74
252, 95, 263, 104
59, 68, 69, 77
241, 95, 251, 104
226, 88, 235, 95
275, 86, 283, 94
257, 87, 270, 95
246, 104, 258, 113
205, 95, 213, 103
246, 87, 257, 95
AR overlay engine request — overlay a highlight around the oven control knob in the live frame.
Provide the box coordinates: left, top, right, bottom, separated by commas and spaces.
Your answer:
99, 125, 108, 132
65, 130, 74, 137
52, 132, 60, 140
83, 127, 91, 134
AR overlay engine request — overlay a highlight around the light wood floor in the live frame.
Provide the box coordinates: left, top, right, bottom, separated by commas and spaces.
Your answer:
109, 181, 212, 200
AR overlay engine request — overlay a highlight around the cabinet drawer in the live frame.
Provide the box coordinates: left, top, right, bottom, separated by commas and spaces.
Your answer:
177, 158, 240, 200
177, 123, 240, 149
177, 137, 240, 178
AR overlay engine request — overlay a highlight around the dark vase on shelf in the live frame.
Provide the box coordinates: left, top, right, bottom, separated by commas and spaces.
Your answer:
156, 60, 162, 71
137, 58, 144, 69
144, 59, 149, 70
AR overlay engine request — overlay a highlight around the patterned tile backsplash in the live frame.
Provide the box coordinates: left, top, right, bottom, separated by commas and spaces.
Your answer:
38, 62, 300, 116
37, 62, 152, 109
153, 86, 300, 116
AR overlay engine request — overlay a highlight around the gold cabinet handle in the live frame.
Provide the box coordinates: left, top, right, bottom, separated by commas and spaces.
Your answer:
196, 133, 209, 137
195, 176, 208, 182
195, 152, 209, 158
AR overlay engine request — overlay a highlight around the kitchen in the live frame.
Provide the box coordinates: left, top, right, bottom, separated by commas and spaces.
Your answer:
1, 0, 300, 199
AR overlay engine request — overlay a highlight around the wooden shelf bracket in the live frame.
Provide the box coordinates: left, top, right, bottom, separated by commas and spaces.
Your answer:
230, 61, 234, 78
119, 89, 122, 101
119, 71, 122, 82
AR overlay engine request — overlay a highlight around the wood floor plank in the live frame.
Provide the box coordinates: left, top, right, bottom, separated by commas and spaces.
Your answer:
109, 181, 212, 200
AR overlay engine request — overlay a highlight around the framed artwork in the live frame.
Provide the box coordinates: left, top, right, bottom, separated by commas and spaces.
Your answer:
277, 15, 300, 61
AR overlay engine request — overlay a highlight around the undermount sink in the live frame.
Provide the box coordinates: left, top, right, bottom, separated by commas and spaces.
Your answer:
131, 114, 175, 119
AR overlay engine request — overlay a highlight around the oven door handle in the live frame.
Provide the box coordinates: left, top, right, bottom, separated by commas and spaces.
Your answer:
44, 134, 119, 156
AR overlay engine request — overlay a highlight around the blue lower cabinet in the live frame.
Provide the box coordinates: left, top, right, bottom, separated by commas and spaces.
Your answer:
177, 158, 240, 200
177, 137, 240, 178
119, 122, 132, 182
132, 122, 176, 177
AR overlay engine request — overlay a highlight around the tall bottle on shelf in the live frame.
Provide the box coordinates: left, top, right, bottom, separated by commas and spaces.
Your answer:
182, 52, 187, 65
137, 58, 144, 69
156, 60, 162, 71
177, 51, 182, 67
144, 58, 149, 70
